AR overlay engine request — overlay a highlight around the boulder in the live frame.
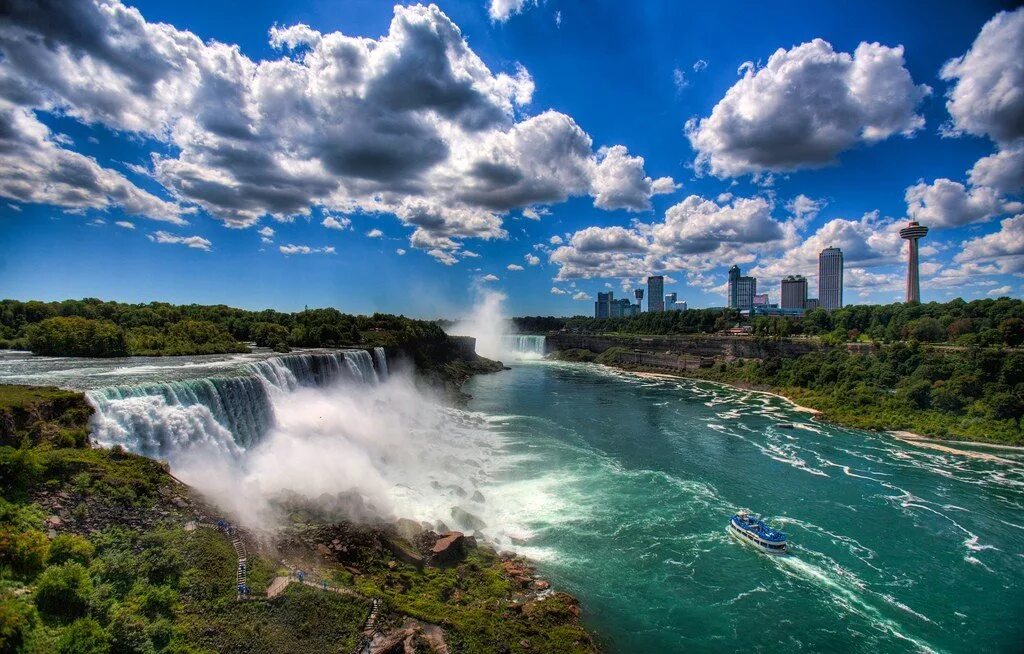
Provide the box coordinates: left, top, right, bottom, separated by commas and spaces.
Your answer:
384, 535, 425, 569
429, 531, 466, 566
394, 518, 424, 542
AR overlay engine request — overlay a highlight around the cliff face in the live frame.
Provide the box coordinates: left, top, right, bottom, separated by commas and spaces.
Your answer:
0, 385, 94, 448
548, 332, 827, 362
388, 334, 505, 401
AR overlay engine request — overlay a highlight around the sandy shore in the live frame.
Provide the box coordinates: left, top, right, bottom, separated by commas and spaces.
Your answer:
626, 370, 823, 415
889, 430, 1020, 463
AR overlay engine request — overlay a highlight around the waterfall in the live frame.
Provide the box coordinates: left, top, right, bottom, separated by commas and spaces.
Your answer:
501, 334, 546, 359
373, 347, 389, 380
87, 349, 386, 460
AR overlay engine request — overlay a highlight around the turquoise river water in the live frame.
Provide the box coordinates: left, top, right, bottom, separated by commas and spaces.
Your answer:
1, 348, 1022, 653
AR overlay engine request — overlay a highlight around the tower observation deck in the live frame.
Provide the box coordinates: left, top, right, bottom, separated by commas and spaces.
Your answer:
899, 221, 928, 303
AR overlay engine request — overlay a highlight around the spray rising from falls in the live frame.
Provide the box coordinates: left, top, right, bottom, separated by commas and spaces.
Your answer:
84, 349, 536, 543
450, 288, 545, 360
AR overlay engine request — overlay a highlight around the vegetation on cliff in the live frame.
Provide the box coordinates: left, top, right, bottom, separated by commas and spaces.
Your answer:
0, 299, 453, 358
0, 385, 594, 653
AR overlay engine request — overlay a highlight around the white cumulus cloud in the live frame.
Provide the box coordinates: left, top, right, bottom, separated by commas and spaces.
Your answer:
148, 231, 211, 251
687, 39, 929, 177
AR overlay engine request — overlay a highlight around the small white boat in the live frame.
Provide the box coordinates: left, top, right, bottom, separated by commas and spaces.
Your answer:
729, 511, 787, 554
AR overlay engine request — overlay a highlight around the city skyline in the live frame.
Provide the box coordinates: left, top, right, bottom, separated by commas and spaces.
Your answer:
0, 1, 1021, 318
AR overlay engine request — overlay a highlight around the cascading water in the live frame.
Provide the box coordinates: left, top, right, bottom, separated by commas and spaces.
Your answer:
373, 347, 389, 380
501, 334, 546, 359
77, 346, 510, 536
87, 350, 380, 459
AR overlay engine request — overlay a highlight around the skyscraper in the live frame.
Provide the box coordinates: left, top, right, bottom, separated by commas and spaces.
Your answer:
781, 275, 808, 309
818, 247, 844, 309
899, 221, 929, 303
595, 291, 613, 318
727, 265, 757, 311
647, 276, 664, 312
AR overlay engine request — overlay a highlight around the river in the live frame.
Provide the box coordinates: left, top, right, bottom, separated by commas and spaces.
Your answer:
1, 347, 1021, 653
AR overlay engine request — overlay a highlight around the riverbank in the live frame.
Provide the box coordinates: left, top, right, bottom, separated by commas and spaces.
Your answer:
588, 359, 1023, 460
546, 337, 1024, 447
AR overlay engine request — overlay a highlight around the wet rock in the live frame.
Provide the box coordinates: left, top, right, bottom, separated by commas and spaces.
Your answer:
470, 491, 485, 503
450, 507, 486, 531
533, 580, 550, 591
394, 518, 424, 542
448, 485, 468, 498
384, 535, 425, 569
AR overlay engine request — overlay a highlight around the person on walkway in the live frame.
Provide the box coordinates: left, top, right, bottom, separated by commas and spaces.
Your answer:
298, 570, 305, 584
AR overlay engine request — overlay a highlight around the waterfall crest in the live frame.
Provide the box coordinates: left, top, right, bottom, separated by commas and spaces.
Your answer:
88, 349, 384, 458
501, 334, 546, 359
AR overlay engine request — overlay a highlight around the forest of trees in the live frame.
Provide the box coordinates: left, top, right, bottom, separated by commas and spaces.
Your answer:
514, 298, 1024, 348
0, 299, 448, 357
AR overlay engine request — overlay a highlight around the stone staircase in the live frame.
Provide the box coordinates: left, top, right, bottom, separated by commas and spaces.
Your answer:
230, 530, 248, 599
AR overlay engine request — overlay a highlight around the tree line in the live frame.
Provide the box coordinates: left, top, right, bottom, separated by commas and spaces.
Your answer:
0, 299, 448, 357
514, 298, 1024, 347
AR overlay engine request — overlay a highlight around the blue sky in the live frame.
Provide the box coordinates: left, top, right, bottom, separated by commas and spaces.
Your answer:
0, 0, 1022, 318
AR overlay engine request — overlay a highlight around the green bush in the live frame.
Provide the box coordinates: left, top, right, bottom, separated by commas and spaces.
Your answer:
35, 562, 93, 619
48, 534, 96, 567
0, 528, 49, 576
108, 608, 153, 654
57, 617, 110, 654
0, 598, 37, 654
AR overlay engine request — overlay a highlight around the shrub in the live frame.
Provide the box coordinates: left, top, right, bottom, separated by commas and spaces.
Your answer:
35, 562, 93, 619
57, 617, 109, 654
108, 608, 153, 654
0, 528, 49, 576
0, 598, 37, 654
48, 534, 96, 567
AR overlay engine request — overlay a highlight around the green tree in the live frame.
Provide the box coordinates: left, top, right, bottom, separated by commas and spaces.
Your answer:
988, 392, 1024, 428
27, 317, 128, 357
1000, 317, 1024, 347
907, 317, 945, 342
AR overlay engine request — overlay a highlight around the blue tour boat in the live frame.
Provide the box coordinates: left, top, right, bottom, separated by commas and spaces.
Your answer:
729, 511, 787, 554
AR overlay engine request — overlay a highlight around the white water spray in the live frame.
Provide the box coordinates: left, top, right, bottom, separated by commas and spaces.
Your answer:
449, 288, 545, 360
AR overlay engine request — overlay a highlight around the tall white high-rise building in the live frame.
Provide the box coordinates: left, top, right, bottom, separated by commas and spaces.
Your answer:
818, 247, 844, 309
